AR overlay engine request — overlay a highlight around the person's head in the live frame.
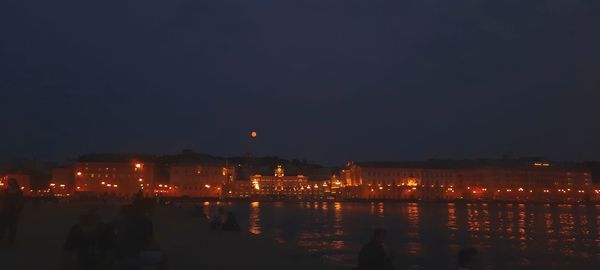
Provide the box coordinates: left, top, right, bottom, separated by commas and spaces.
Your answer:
458, 247, 482, 270
79, 209, 100, 232
371, 228, 386, 242
7, 178, 19, 190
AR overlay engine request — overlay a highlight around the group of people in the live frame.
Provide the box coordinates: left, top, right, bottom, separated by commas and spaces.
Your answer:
358, 228, 482, 270
60, 199, 168, 270
208, 206, 241, 232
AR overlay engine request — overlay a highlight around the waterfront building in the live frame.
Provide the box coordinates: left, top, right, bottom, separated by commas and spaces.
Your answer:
342, 160, 593, 201
50, 167, 75, 195
225, 165, 310, 199
73, 161, 156, 197
169, 164, 235, 198
0, 173, 31, 192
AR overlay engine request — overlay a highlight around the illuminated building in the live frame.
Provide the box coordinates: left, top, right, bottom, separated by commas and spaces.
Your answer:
342, 160, 593, 201
169, 164, 235, 198
50, 167, 75, 195
0, 174, 31, 192
225, 165, 310, 199
73, 161, 156, 196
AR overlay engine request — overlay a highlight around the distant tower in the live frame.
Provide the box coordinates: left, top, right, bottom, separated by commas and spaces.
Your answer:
274, 165, 285, 177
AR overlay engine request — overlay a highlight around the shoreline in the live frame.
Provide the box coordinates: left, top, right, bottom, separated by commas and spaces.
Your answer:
159, 196, 600, 205
152, 206, 349, 270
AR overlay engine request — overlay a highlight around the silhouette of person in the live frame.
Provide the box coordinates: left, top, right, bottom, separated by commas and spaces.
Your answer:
133, 190, 144, 205
61, 210, 115, 269
113, 204, 153, 269
0, 178, 24, 247
358, 228, 394, 270
209, 206, 227, 230
192, 204, 207, 219
222, 212, 241, 232
458, 247, 482, 270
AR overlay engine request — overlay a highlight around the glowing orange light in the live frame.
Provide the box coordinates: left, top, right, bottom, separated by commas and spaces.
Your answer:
251, 131, 257, 138
135, 163, 142, 168
113, 184, 118, 187
139, 178, 143, 182
205, 184, 211, 188
76, 172, 82, 176
407, 179, 418, 187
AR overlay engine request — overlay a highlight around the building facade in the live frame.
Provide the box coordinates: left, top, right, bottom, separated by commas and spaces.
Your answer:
225, 165, 314, 199
50, 167, 75, 195
341, 161, 593, 201
73, 161, 155, 197
169, 164, 235, 198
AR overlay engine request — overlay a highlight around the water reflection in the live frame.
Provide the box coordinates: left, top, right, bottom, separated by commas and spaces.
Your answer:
249, 201, 261, 235
378, 202, 385, 218
240, 202, 599, 269
334, 202, 344, 237
447, 203, 457, 242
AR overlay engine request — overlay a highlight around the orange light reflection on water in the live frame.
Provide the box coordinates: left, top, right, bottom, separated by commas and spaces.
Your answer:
249, 201, 261, 235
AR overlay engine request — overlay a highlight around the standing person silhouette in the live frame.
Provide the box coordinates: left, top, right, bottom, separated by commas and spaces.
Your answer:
0, 178, 24, 247
358, 228, 394, 270
60, 210, 116, 269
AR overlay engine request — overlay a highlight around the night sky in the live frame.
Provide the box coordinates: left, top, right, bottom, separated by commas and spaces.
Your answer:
1, 0, 599, 165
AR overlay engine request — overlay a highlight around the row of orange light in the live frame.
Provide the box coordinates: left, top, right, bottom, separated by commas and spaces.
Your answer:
75, 163, 142, 177
366, 186, 593, 194
49, 183, 66, 188
367, 182, 420, 187
100, 182, 118, 188
371, 186, 418, 192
